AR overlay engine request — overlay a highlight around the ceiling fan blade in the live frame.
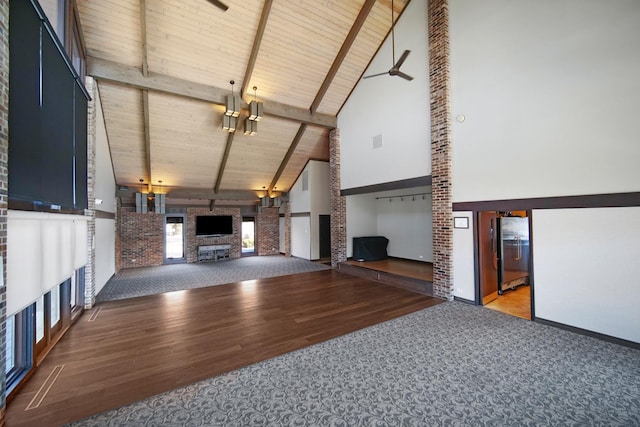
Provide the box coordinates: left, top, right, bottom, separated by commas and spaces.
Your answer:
362, 71, 390, 79
207, 0, 229, 11
396, 71, 414, 81
394, 50, 411, 68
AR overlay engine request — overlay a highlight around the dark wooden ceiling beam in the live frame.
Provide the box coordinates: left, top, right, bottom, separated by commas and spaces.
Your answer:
140, 0, 149, 77
141, 90, 152, 185
214, 131, 236, 194
268, 123, 307, 195
309, 0, 377, 114
241, 0, 273, 99
87, 56, 337, 128
116, 186, 260, 201
138, 0, 153, 185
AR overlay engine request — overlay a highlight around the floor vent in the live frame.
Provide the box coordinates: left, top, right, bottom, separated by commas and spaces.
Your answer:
88, 307, 102, 322
26, 365, 65, 410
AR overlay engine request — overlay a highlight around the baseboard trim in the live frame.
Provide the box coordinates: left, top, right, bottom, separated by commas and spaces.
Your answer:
535, 317, 640, 350
453, 296, 475, 305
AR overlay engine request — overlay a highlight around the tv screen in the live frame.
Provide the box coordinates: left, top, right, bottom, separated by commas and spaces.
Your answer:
195, 215, 233, 236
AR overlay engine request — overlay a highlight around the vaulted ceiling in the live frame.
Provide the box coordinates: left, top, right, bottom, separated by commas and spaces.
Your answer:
77, 0, 410, 206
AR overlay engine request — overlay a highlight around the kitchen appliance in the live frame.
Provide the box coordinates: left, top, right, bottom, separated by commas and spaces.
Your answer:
497, 215, 530, 294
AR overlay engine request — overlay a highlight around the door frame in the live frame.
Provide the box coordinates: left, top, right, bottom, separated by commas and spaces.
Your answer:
474, 209, 536, 320
163, 214, 187, 264
318, 214, 331, 260
241, 216, 256, 256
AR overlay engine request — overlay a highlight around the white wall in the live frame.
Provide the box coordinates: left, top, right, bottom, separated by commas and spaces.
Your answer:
338, 0, 430, 190
95, 87, 116, 214
346, 187, 433, 262
93, 86, 116, 294
452, 211, 475, 301
289, 168, 311, 214
450, 0, 640, 202
449, 0, 640, 343
346, 195, 377, 258
309, 161, 330, 260
533, 207, 640, 343
288, 161, 330, 260
376, 195, 432, 262
95, 218, 115, 295
290, 216, 310, 260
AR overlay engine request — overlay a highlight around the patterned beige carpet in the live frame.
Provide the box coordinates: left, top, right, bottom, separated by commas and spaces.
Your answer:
97, 255, 330, 302
69, 302, 640, 426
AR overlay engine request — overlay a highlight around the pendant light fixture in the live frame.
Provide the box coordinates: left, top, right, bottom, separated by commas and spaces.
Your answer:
223, 80, 239, 132
248, 86, 263, 121
244, 86, 262, 136
225, 80, 240, 117
244, 118, 257, 135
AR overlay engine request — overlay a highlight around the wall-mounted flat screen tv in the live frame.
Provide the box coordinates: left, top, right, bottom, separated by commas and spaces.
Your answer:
195, 215, 233, 236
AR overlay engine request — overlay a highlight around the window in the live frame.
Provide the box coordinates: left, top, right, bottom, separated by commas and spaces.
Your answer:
5, 315, 15, 374
37, 0, 85, 80
51, 285, 61, 327
35, 295, 45, 343
70, 272, 76, 308
165, 216, 185, 260
71, 267, 85, 313
5, 268, 86, 397
4, 307, 34, 395
242, 218, 255, 255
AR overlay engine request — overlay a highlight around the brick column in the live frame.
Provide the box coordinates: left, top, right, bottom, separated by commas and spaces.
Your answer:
429, 0, 453, 301
284, 201, 291, 256
84, 77, 97, 308
256, 207, 279, 255
115, 197, 122, 272
0, 0, 9, 423
329, 128, 346, 267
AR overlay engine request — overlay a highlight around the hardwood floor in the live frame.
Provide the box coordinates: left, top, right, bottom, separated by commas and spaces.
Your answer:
485, 285, 531, 320
344, 258, 433, 282
6, 270, 442, 427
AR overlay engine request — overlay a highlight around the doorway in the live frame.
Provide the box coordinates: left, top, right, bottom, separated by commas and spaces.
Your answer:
242, 217, 255, 256
319, 214, 331, 260
165, 215, 186, 263
477, 210, 533, 320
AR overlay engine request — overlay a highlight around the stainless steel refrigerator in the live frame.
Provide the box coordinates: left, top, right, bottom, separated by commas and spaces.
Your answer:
497, 216, 530, 294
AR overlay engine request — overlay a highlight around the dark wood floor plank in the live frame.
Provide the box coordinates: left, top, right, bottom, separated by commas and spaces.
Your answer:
6, 269, 442, 427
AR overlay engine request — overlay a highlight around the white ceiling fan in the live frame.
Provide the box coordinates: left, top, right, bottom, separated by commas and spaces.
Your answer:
363, 0, 413, 81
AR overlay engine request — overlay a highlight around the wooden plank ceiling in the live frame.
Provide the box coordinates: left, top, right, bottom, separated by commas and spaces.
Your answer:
77, 0, 410, 206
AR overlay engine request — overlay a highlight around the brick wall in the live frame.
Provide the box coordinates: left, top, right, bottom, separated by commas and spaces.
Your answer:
329, 128, 346, 267
119, 208, 165, 268
284, 202, 291, 256
115, 198, 122, 272
84, 76, 97, 308
429, 0, 453, 300
0, 0, 8, 421
256, 207, 279, 255
186, 207, 241, 263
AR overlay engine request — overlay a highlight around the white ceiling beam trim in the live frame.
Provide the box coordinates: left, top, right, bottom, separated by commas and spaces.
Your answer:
87, 56, 337, 129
